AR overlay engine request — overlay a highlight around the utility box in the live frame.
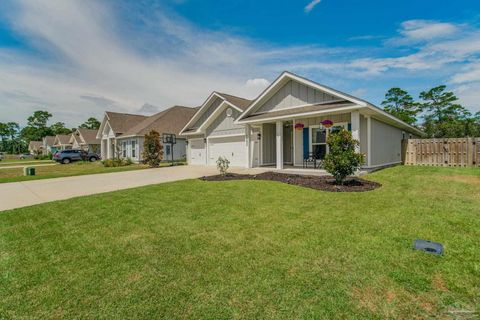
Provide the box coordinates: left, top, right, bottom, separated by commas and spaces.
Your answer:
413, 239, 443, 255
24, 167, 36, 176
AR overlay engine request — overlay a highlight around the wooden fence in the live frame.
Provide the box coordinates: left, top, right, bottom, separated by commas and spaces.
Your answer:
402, 138, 480, 167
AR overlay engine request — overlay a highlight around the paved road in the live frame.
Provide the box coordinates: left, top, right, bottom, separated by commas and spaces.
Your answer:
0, 165, 266, 211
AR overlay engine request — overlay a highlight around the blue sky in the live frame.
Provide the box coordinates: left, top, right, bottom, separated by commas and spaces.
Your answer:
0, 0, 479, 126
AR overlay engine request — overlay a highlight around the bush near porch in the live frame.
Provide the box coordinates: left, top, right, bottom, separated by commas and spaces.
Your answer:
0, 166, 479, 318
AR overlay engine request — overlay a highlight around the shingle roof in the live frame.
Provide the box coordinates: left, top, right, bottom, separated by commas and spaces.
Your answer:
55, 134, 72, 145
28, 141, 43, 150
240, 101, 353, 122
77, 128, 100, 145
105, 111, 148, 134
121, 106, 197, 137
216, 92, 252, 110
43, 136, 55, 146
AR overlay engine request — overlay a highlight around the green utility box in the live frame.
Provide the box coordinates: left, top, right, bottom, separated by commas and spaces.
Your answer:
24, 167, 36, 176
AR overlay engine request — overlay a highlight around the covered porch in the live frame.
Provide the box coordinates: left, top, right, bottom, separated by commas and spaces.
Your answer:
245, 110, 372, 169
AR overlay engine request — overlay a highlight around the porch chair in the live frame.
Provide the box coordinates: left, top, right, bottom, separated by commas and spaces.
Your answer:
303, 152, 317, 169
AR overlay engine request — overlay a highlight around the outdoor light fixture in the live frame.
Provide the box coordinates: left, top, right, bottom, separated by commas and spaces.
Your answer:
413, 239, 444, 255
203, 138, 207, 143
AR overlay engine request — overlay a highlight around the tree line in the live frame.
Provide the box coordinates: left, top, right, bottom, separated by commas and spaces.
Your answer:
381, 85, 480, 138
0, 110, 101, 154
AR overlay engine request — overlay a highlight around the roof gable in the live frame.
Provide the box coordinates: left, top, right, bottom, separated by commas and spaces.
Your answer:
104, 112, 148, 135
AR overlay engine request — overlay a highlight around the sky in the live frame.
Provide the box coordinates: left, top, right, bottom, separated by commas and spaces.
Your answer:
0, 0, 479, 127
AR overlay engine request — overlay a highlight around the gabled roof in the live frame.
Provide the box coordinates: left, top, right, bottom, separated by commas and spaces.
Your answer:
105, 111, 148, 135
236, 71, 424, 136
43, 136, 55, 146
180, 92, 252, 135
54, 134, 72, 146
28, 141, 43, 150
120, 106, 197, 137
76, 128, 100, 145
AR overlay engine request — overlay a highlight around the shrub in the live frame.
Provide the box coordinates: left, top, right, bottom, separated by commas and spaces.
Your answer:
216, 156, 230, 176
142, 130, 163, 167
102, 158, 132, 167
323, 129, 364, 185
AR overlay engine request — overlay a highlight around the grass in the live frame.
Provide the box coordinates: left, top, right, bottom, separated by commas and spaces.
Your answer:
0, 159, 53, 164
0, 161, 151, 183
0, 166, 479, 319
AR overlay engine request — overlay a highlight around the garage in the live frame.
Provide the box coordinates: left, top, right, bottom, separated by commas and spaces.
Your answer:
208, 135, 246, 167
189, 139, 206, 165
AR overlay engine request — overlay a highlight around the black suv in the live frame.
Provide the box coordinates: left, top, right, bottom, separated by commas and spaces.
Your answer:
53, 149, 100, 164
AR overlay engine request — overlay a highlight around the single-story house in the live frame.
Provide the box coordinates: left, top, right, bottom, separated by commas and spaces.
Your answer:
42, 136, 56, 155
180, 71, 424, 169
180, 92, 253, 166
53, 134, 72, 151
96, 106, 197, 162
70, 128, 101, 153
28, 141, 43, 155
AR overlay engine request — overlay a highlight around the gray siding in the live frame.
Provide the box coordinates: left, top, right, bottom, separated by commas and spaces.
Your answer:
370, 118, 403, 166
360, 115, 367, 155
206, 107, 244, 137
163, 138, 187, 161
191, 97, 223, 129
255, 80, 341, 114
262, 123, 276, 164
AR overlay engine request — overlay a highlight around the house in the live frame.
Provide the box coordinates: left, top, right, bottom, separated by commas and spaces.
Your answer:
28, 141, 43, 155
53, 134, 73, 151
42, 136, 56, 155
180, 92, 253, 166
96, 106, 197, 162
70, 128, 101, 153
180, 71, 423, 169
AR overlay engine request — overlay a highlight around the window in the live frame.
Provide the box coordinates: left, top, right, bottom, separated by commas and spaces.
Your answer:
310, 122, 348, 159
122, 141, 127, 158
165, 145, 171, 156
131, 140, 136, 158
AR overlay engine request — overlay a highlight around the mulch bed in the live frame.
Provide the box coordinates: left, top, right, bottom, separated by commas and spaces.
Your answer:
200, 172, 381, 192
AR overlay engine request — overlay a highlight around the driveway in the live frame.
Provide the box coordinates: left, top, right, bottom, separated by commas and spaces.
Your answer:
0, 165, 267, 212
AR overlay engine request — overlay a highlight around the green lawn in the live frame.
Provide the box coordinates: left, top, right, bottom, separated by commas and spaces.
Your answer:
0, 166, 479, 319
0, 161, 150, 183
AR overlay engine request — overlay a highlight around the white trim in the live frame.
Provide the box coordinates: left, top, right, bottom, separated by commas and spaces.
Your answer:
237, 71, 367, 122
250, 99, 342, 116
365, 105, 424, 137
206, 133, 245, 140
236, 104, 362, 124
197, 101, 242, 133
292, 119, 296, 166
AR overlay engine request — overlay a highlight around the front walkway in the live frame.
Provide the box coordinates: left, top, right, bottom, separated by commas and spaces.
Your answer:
0, 165, 267, 212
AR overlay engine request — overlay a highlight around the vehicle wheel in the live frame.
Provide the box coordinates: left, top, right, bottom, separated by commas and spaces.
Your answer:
89, 156, 97, 162
62, 158, 71, 164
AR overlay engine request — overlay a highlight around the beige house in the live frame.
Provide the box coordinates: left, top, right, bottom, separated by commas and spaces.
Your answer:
42, 136, 56, 155
53, 134, 72, 151
70, 128, 100, 153
97, 106, 196, 162
181, 71, 423, 169
28, 141, 43, 155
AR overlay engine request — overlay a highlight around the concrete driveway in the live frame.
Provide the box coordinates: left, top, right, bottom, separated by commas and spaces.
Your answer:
0, 165, 267, 212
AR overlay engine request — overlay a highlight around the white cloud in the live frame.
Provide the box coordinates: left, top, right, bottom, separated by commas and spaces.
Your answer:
454, 83, 480, 113
245, 78, 270, 90
304, 0, 322, 13
396, 20, 459, 43
450, 63, 480, 84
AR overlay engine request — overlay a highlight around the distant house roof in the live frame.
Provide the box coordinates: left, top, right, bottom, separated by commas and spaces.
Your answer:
76, 128, 100, 145
121, 106, 197, 137
105, 112, 148, 135
43, 136, 55, 146
28, 141, 43, 150
215, 92, 252, 111
54, 134, 72, 146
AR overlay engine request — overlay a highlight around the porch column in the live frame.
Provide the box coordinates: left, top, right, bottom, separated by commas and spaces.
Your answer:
245, 124, 252, 168
107, 138, 112, 159
351, 111, 360, 153
276, 121, 283, 169
366, 115, 372, 167
101, 139, 106, 159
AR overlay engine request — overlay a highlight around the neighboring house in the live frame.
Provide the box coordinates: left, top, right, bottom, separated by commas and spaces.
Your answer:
53, 134, 73, 151
181, 71, 423, 169
180, 92, 253, 166
96, 106, 196, 162
42, 136, 56, 155
28, 141, 43, 155
70, 128, 101, 153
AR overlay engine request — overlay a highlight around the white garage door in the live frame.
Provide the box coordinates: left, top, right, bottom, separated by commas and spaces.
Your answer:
189, 139, 206, 165
208, 136, 246, 167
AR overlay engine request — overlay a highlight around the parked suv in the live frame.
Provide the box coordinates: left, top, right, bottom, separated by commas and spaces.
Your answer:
53, 149, 100, 164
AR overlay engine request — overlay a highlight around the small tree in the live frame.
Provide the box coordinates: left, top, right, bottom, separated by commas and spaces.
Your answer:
323, 129, 364, 185
142, 130, 163, 167
216, 156, 230, 176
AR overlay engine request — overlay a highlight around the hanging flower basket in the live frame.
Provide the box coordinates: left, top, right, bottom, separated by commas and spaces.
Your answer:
321, 119, 333, 128
294, 123, 305, 130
